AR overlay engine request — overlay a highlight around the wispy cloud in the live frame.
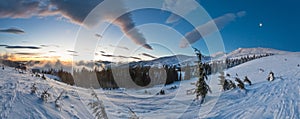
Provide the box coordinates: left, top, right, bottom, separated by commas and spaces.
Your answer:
101, 54, 142, 60
109, 44, 130, 50
101, 54, 114, 57
40, 45, 48, 47
6, 45, 41, 49
140, 53, 157, 59
180, 11, 246, 48
0, 0, 152, 50
130, 56, 142, 60
163, 0, 198, 24
70, 54, 79, 57
67, 50, 78, 53
14, 52, 41, 56
95, 33, 102, 38
0, 28, 25, 34
40, 44, 60, 48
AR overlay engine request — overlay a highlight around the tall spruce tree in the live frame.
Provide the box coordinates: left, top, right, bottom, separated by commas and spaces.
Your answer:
193, 48, 211, 104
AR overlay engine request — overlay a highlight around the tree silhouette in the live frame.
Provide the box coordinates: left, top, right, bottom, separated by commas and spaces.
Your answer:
193, 47, 211, 104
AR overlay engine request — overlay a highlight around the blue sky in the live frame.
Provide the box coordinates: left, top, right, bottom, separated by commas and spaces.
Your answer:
200, 0, 300, 52
0, 0, 299, 61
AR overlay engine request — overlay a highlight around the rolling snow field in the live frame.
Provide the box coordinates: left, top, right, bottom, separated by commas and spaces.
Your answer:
0, 52, 300, 119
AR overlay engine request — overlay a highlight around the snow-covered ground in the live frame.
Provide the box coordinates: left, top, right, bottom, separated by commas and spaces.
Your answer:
0, 51, 299, 119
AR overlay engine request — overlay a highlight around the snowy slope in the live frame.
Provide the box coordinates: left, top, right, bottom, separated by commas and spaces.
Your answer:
0, 67, 94, 119
226, 47, 289, 58
210, 47, 290, 61
204, 52, 300, 118
0, 51, 300, 119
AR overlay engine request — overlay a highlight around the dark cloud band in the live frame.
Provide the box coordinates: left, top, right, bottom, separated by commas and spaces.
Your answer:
0, 28, 25, 34
6, 45, 41, 49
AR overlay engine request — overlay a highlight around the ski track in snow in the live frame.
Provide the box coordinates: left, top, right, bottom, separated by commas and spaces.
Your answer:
205, 53, 300, 119
0, 52, 299, 118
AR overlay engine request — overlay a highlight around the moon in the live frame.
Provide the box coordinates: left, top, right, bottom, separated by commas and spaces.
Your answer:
259, 22, 263, 28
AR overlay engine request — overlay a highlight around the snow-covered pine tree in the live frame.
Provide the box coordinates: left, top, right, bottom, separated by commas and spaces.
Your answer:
229, 80, 236, 89
41, 86, 53, 102
88, 88, 108, 119
243, 76, 252, 85
30, 83, 37, 94
193, 47, 211, 104
41, 74, 46, 80
267, 71, 275, 81
218, 72, 230, 91
235, 78, 245, 90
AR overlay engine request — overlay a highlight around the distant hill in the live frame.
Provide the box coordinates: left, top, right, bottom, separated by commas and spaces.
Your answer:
5, 47, 290, 71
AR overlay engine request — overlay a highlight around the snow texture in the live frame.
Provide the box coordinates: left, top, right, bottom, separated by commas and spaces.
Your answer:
0, 48, 299, 118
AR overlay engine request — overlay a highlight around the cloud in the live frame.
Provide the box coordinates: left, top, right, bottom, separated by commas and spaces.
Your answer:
140, 53, 157, 59
113, 13, 153, 50
14, 52, 41, 56
67, 50, 78, 53
0, 0, 44, 18
40, 44, 60, 48
163, 0, 198, 24
95, 34, 102, 38
101, 54, 114, 57
0, 28, 25, 34
0, 0, 152, 50
0, 45, 8, 47
180, 11, 246, 48
49, 51, 56, 53
130, 56, 142, 60
109, 44, 129, 50
101, 54, 141, 60
6, 45, 41, 49
40, 45, 48, 47
70, 54, 79, 57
